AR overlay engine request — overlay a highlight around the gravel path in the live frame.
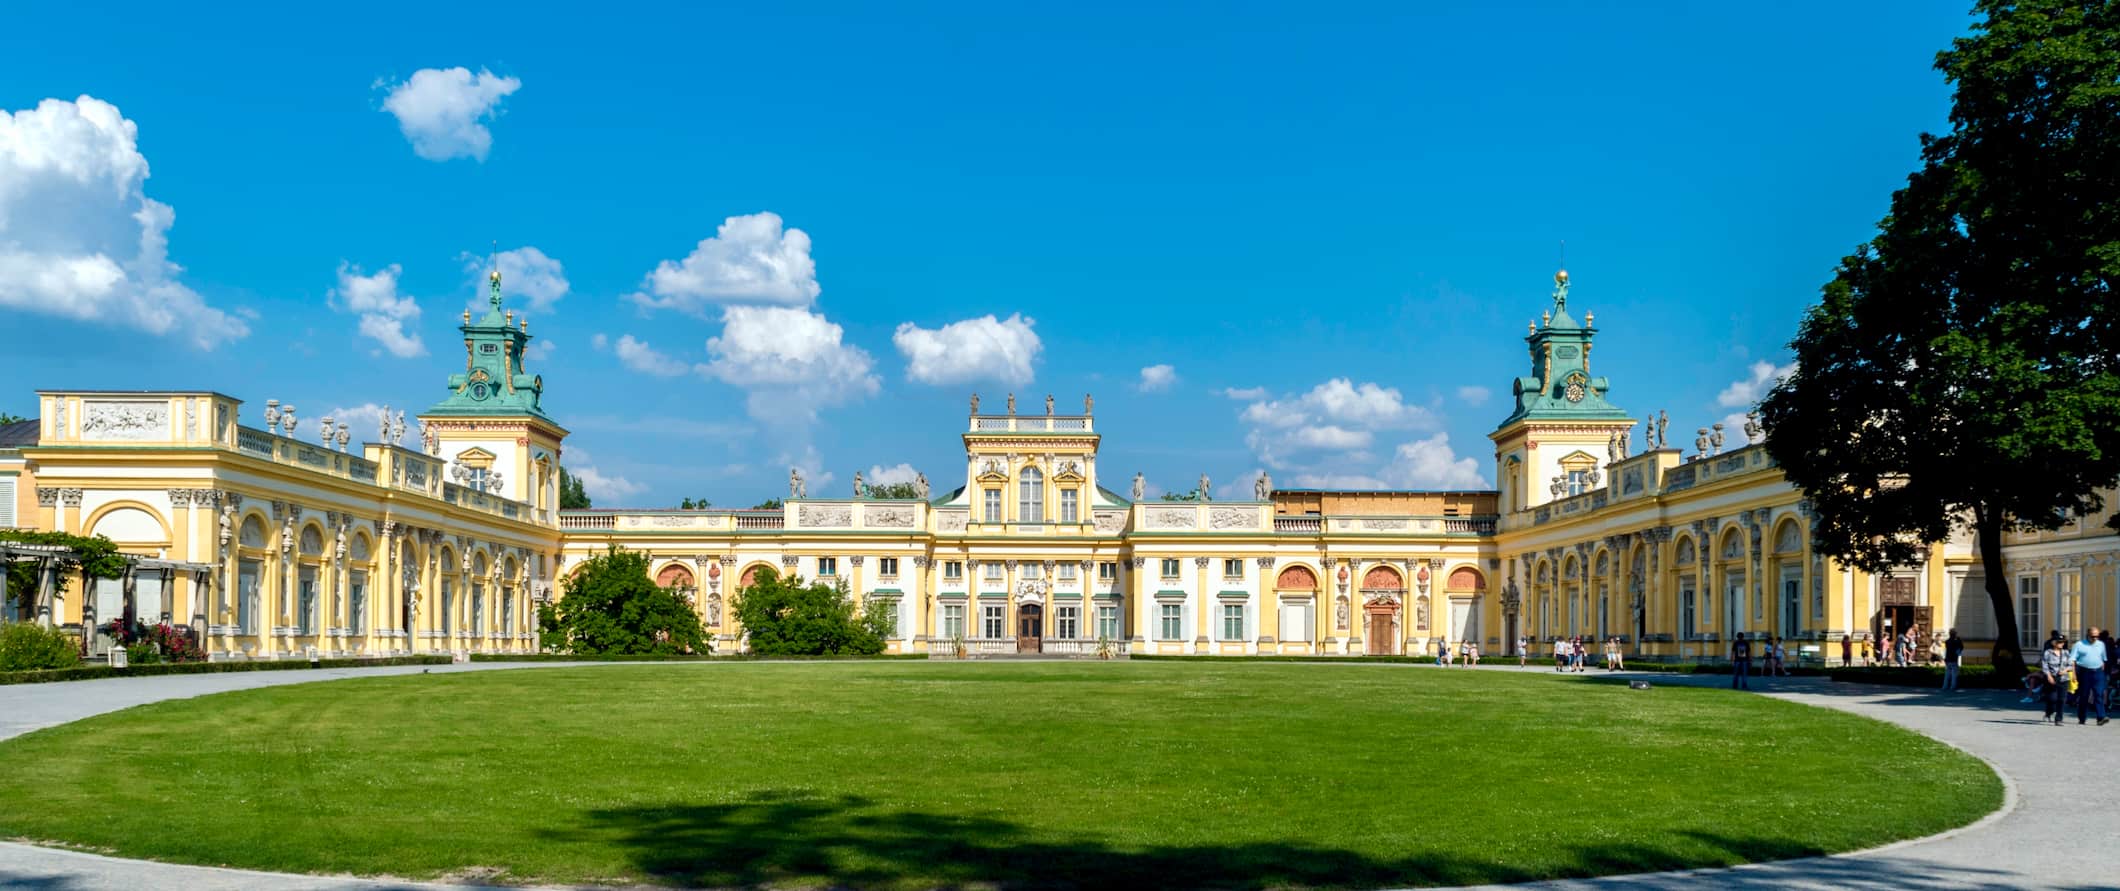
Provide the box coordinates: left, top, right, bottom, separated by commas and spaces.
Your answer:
0, 662, 2107, 890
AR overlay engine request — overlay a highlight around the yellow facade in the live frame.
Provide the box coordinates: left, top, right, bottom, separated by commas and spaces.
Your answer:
8, 272, 2113, 663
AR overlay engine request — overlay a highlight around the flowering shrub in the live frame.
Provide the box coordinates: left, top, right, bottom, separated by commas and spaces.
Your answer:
102, 620, 206, 663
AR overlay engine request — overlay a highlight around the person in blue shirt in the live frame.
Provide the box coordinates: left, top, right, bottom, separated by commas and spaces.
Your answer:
1730, 633, 1752, 690
2069, 627, 2109, 726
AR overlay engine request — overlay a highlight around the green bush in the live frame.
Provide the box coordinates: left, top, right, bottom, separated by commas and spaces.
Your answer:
538, 547, 708, 655
0, 622, 82, 671
466, 653, 930, 663
731, 566, 890, 656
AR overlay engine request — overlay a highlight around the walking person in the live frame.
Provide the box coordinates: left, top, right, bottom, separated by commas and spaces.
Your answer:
2041, 636, 2073, 725
1435, 640, 1449, 667
1609, 637, 1626, 671
1517, 636, 1530, 667
1468, 641, 1481, 667
1840, 633, 1853, 668
1731, 632, 1753, 690
2070, 626, 2110, 726
1553, 637, 1568, 672
1880, 634, 1894, 667
1572, 635, 1588, 672
1941, 629, 1964, 692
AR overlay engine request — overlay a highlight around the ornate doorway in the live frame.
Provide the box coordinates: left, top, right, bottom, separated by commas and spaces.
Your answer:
1017, 603, 1044, 653
1361, 565, 1405, 655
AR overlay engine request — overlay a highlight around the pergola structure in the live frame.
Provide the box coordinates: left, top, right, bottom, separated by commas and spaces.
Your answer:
1, 541, 213, 655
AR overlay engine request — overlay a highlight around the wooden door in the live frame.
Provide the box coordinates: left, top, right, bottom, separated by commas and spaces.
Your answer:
1017, 605, 1043, 653
1367, 612, 1392, 655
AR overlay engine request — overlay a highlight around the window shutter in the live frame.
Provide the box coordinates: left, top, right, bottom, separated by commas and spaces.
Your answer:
0, 478, 15, 528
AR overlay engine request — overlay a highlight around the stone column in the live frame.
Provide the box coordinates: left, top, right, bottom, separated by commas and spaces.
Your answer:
1193, 556, 1211, 654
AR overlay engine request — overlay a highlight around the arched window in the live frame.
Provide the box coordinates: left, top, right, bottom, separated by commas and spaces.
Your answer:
1018, 466, 1045, 521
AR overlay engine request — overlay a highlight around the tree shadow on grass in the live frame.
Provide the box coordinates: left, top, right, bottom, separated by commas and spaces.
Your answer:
542, 790, 2028, 890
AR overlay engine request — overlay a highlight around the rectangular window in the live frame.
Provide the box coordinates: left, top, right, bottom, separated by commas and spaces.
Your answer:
983, 562, 1004, 581
1058, 562, 1077, 581
2018, 576, 2042, 648
817, 557, 838, 577
878, 557, 899, 577
472, 583, 485, 635
1680, 582, 1697, 640
1098, 561, 1117, 582
1223, 558, 1243, 579
1021, 562, 1042, 580
500, 585, 512, 635
872, 599, 899, 637
982, 604, 1006, 639
944, 561, 964, 580
2058, 571, 2082, 641
1096, 605, 1120, 640
1061, 489, 1079, 523
1567, 470, 1588, 496
349, 571, 367, 634
1279, 602, 1313, 642
1160, 558, 1181, 579
298, 566, 318, 634
1019, 473, 1045, 521
1222, 604, 1245, 641
1057, 605, 1079, 640
1160, 603, 1183, 640
984, 489, 1002, 522
943, 604, 966, 639
441, 579, 454, 634
1781, 578, 1801, 634
0, 477, 14, 528
237, 559, 261, 634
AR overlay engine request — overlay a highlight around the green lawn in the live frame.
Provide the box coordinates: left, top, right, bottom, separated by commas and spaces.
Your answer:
0, 662, 1999, 889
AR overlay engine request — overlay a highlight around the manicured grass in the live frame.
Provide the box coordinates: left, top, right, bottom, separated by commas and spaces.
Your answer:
0, 663, 1998, 889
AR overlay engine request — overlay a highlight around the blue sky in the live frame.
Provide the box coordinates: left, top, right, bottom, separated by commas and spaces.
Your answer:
1, 1, 1972, 506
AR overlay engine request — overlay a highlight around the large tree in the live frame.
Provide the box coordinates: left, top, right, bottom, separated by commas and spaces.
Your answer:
537, 547, 706, 654
1760, 0, 2120, 674
731, 566, 891, 656
864, 481, 921, 500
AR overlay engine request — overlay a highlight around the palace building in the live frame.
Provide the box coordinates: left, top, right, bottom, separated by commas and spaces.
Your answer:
5, 270, 2115, 662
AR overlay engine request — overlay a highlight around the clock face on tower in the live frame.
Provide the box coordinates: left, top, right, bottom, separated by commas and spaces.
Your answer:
1562, 371, 1588, 403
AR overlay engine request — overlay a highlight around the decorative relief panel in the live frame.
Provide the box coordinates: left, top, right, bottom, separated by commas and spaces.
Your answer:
798, 504, 852, 528
1360, 518, 1409, 530
1145, 506, 1197, 529
937, 510, 969, 532
1208, 507, 1259, 530
80, 400, 168, 441
1092, 510, 1126, 533
865, 505, 916, 528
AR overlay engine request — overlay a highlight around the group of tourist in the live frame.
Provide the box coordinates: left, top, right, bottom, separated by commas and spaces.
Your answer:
2028, 627, 2114, 727
1832, 627, 1951, 669
1428, 637, 1629, 671
1727, 632, 1800, 690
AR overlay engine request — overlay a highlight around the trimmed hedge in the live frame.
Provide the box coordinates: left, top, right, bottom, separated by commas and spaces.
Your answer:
1827, 664, 2010, 689
468, 653, 929, 663
0, 655, 452, 686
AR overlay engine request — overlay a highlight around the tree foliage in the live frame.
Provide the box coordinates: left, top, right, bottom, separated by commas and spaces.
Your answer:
677, 497, 712, 509
537, 547, 706, 655
0, 412, 27, 425
864, 482, 922, 500
731, 566, 891, 656
1159, 490, 1203, 502
559, 467, 592, 510
1759, 0, 2120, 672
751, 498, 784, 511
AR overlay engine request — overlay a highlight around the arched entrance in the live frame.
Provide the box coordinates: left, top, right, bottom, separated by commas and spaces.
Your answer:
1361, 565, 1404, 656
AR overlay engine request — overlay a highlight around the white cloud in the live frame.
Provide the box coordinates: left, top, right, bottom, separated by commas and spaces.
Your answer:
559, 445, 646, 505
1236, 377, 1474, 489
378, 67, 520, 162
1137, 364, 1178, 392
1718, 360, 1795, 408
631, 212, 819, 312
0, 95, 248, 349
613, 334, 688, 377
1720, 411, 1760, 447
1222, 386, 1269, 400
1455, 385, 1491, 406
864, 463, 920, 487
1379, 434, 1487, 489
700, 306, 880, 422
461, 245, 568, 313
330, 262, 424, 358
589, 332, 610, 351
893, 313, 1041, 386
523, 339, 555, 361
